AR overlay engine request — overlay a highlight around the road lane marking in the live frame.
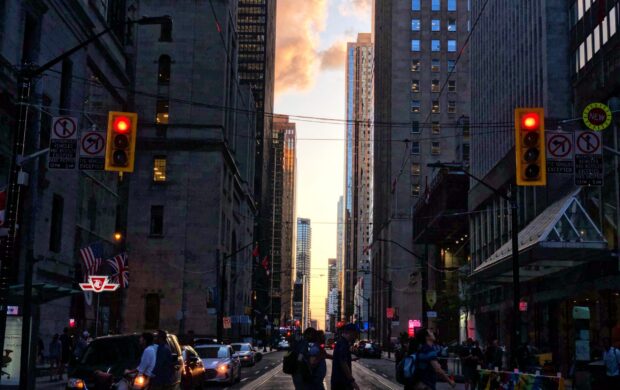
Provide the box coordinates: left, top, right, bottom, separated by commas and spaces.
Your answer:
255, 371, 260, 374
241, 378, 249, 382
353, 362, 399, 390
382, 374, 388, 378
242, 366, 283, 390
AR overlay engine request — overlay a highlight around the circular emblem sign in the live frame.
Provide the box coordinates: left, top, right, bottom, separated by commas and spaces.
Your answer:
582, 102, 612, 131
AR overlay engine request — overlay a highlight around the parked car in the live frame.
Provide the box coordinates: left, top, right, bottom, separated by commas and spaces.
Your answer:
194, 344, 241, 385
352, 340, 368, 355
359, 342, 382, 358
231, 343, 256, 366
181, 345, 206, 390
277, 338, 290, 350
66, 332, 183, 390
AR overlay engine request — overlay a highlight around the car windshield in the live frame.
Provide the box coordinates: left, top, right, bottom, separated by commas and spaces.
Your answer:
196, 346, 229, 359
365, 344, 373, 349
80, 337, 140, 366
232, 344, 251, 352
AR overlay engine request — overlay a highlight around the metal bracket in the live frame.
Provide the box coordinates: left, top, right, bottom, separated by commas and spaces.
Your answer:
16, 148, 50, 166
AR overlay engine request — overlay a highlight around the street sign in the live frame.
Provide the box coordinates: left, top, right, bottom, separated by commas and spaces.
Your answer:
582, 102, 612, 131
223, 316, 232, 329
79, 131, 107, 170
426, 311, 438, 318
49, 116, 78, 169
575, 130, 603, 186
386, 307, 395, 319
79, 276, 119, 292
546, 131, 574, 175
426, 290, 437, 309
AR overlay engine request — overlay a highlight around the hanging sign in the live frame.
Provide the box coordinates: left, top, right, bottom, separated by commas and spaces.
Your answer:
582, 102, 612, 131
574, 130, 603, 186
49, 116, 78, 169
79, 276, 119, 292
546, 131, 574, 175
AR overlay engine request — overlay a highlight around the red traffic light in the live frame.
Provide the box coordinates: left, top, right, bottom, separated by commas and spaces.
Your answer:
113, 116, 131, 133
521, 113, 540, 130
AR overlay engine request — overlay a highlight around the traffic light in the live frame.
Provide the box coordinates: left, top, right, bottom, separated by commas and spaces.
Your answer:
105, 111, 138, 172
514, 108, 546, 186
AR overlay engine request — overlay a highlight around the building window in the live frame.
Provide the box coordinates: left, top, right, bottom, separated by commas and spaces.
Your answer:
431, 79, 440, 93
432, 100, 440, 113
448, 19, 457, 31
432, 122, 441, 134
432, 59, 440, 72
432, 0, 440, 11
431, 40, 440, 51
160, 19, 172, 42
411, 141, 420, 155
448, 100, 456, 113
153, 156, 167, 182
150, 205, 164, 236
448, 60, 456, 72
448, 0, 457, 11
610, 7, 617, 37
412, 0, 421, 11
411, 100, 421, 113
144, 294, 161, 329
49, 194, 64, 253
411, 80, 420, 92
432, 19, 440, 31
431, 141, 441, 155
448, 40, 457, 52
448, 80, 456, 92
59, 59, 73, 112
156, 100, 169, 124
411, 39, 421, 51
412, 19, 421, 31
411, 163, 421, 176
411, 59, 421, 71
412, 184, 421, 197
158, 55, 171, 84
603, 16, 609, 44
412, 121, 420, 133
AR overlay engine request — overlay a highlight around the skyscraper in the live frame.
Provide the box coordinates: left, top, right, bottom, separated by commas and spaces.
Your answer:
270, 115, 296, 324
328, 258, 338, 290
296, 218, 312, 329
336, 196, 345, 319
344, 33, 374, 322
373, 0, 471, 344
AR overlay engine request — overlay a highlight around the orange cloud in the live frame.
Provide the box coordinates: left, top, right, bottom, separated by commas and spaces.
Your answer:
275, 0, 328, 93
338, 0, 371, 18
318, 41, 347, 70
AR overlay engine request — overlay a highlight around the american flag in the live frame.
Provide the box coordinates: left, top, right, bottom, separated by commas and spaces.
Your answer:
107, 252, 129, 288
80, 242, 103, 277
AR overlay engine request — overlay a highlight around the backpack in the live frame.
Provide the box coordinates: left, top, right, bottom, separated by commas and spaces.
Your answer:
283, 350, 298, 375
152, 343, 176, 385
396, 353, 418, 385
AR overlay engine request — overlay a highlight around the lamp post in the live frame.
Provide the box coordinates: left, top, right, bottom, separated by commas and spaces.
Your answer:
0, 16, 171, 387
428, 161, 521, 366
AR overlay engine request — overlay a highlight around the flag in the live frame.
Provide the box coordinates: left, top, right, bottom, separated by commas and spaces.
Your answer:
80, 242, 103, 277
261, 255, 270, 275
0, 187, 6, 227
252, 244, 260, 264
107, 252, 129, 288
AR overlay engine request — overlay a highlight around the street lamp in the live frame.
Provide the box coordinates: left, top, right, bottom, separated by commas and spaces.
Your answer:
0, 15, 171, 387
428, 161, 521, 365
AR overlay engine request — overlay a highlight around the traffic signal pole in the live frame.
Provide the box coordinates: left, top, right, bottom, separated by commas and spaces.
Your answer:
0, 17, 169, 387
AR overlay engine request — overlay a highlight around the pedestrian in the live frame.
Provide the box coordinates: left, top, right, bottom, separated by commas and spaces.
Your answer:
58, 327, 72, 379
307, 342, 327, 389
48, 334, 62, 382
330, 323, 360, 390
37, 337, 45, 364
150, 330, 179, 390
122, 332, 158, 390
73, 331, 90, 361
484, 339, 502, 370
603, 338, 620, 388
406, 328, 455, 390
291, 327, 316, 389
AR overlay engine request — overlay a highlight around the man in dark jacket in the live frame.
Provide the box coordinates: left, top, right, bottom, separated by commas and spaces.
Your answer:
151, 330, 178, 390
331, 324, 360, 390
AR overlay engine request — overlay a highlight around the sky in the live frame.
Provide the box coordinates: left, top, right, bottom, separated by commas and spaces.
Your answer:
274, 0, 371, 329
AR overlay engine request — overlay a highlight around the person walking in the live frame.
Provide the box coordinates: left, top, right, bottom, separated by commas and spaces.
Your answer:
331, 324, 360, 390
405, 328, 455, 390
307, 343, 327, 389
48, 334, 62, 381
291, 327, 316, 389
73, 331, 90, 361
151, 330, 179, 390
603, 338, 620, 388
484, 339, 503, 370
58, 327, 72, 380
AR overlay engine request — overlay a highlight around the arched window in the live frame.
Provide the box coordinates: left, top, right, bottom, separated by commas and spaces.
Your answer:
158, 55, 171, 84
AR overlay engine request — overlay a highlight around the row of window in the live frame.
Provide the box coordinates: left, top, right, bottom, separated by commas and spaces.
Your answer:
412, 0, 457, 12
411, 39, 458, 52
411, 100, 457, 113
412, 18, 457, 32
412, 79, 456, 93
410, 141, 442, 155
412, 59, 457, 72
574, 5, 618, 73
412, 121, 442, 134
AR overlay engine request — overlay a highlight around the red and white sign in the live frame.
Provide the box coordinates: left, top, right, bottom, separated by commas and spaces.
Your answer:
519, 301, 528, 312
79, 275, 119, 293
546, 133, 573, 159
223, 317, 232, 329
386, 307, 395, 319
408, 319, 422, 337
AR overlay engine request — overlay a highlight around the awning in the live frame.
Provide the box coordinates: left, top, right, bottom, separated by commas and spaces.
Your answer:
9, 283, 82, 305
471, 189, 609, 283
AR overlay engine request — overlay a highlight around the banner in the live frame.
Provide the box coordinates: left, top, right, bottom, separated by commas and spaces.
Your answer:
479, 370, 565, 390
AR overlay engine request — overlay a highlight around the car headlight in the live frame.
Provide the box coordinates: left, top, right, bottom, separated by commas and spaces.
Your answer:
217, 364, 230, 373
67, 378, 86, 390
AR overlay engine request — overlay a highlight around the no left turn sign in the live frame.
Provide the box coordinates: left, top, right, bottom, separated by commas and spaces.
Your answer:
547, 134, 572, 158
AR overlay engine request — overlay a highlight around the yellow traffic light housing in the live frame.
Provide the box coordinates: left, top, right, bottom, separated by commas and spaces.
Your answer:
105, 111, 138, 173
514, 108, 546, 186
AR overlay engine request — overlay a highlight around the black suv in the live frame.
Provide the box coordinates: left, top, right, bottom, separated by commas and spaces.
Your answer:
66, 333, 183, 390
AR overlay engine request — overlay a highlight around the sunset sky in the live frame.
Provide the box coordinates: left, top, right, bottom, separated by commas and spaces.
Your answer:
274, 0, 371, 328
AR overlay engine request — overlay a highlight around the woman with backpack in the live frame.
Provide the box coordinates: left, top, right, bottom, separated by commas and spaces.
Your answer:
402, 328, 456, 390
